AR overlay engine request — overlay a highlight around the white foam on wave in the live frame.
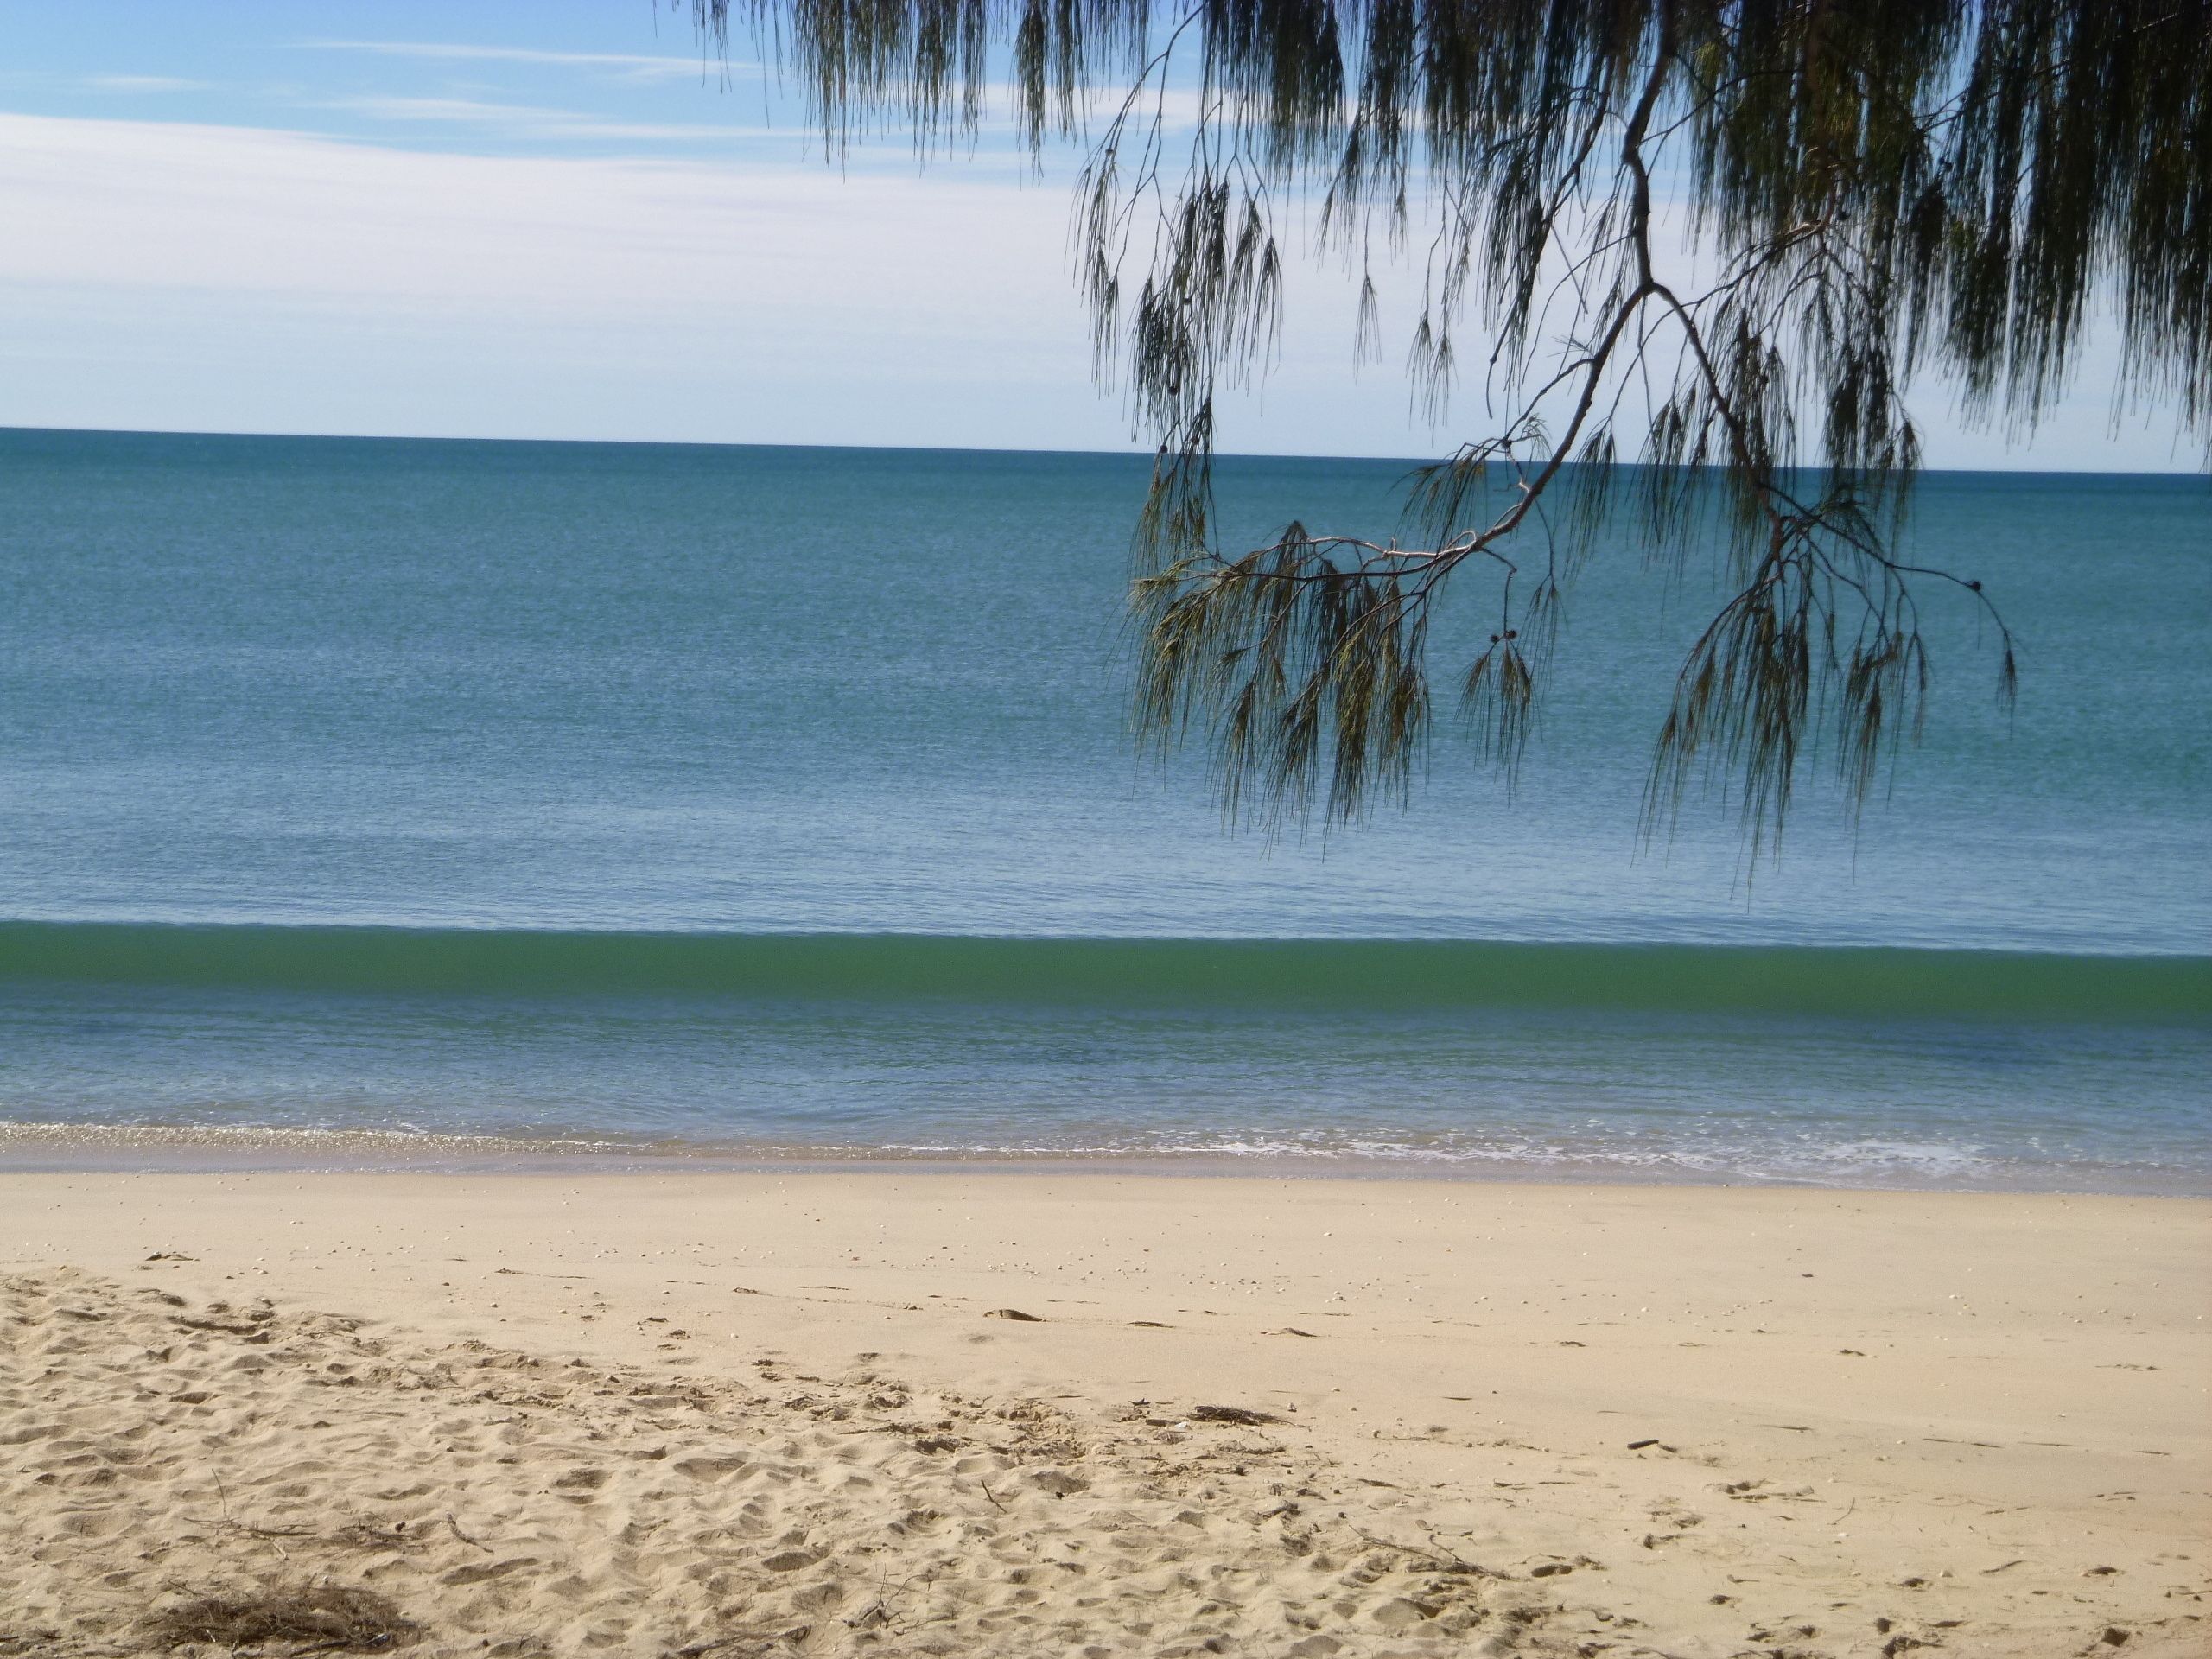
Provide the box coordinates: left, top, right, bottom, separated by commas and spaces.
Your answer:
3, 1117, 2202, 1195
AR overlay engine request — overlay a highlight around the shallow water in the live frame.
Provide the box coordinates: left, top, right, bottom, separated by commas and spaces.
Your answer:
2, 429, 2205, 1185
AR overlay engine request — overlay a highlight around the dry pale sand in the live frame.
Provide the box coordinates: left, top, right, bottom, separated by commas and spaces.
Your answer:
1, 1171, 2205, 1659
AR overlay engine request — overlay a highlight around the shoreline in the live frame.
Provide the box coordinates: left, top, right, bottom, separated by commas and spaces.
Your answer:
5, 1168, 2206, 1655
3, 1120, 2209, 1196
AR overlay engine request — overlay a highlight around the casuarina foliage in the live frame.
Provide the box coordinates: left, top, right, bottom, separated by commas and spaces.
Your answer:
694, 0, 2209, 846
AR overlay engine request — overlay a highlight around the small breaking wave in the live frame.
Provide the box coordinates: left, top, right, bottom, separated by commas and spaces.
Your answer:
3, 1118, 2200, 1194
3, 923, 2205, 1023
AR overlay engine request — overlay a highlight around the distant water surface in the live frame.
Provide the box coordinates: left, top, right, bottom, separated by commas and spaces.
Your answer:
1, 429, 2204, 1187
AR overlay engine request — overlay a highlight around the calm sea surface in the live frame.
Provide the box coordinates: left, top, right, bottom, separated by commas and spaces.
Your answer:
1, 428, 2205, 1187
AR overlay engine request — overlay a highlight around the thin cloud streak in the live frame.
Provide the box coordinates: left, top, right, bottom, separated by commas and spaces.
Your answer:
326, 96, 580, 125
301, 40, 747, 80
320, 95, 790, 145
86, 75, 208, 93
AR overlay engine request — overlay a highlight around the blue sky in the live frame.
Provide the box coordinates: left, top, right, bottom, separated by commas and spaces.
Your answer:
0, 1, 2193, 467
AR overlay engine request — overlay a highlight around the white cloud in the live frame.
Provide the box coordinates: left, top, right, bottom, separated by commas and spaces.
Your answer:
85, 75, 208, 93
300, 40, 743, 80
0, 110, 2177, 466
320, 95, 786, 144
548, 119, 790, 142
0, 110, 1131, 448
325, 95, 582, 125
0, 111, 1053, 310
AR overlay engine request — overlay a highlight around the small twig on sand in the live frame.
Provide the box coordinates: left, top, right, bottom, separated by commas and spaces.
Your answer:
446, 1511, 491, 1552
1353, 1527, 1512, 1580
198, 1472, 308, 1558
979, 1481, 1009, 1514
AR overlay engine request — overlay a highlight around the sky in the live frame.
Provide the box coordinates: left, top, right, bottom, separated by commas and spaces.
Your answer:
0, 0, 2193, 467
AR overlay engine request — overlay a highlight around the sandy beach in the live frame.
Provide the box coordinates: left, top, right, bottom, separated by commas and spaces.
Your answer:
1, 1171, 2203, 1656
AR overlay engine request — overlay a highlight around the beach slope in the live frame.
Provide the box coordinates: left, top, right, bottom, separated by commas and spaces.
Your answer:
3, 1172, 2204, 1656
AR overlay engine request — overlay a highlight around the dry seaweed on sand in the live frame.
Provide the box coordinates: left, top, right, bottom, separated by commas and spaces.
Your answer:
144, 1583, 416, 1652
1190, 1404, 1280, 1426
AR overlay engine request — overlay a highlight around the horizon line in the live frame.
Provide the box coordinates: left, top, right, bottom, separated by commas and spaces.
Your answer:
4, 421, 2204, 480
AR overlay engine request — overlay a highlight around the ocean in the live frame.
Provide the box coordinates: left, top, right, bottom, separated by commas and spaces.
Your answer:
1, 427, 2205, 1188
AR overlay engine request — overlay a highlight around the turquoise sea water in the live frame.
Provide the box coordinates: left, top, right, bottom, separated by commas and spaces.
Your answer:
1, 428, 2205, 1187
